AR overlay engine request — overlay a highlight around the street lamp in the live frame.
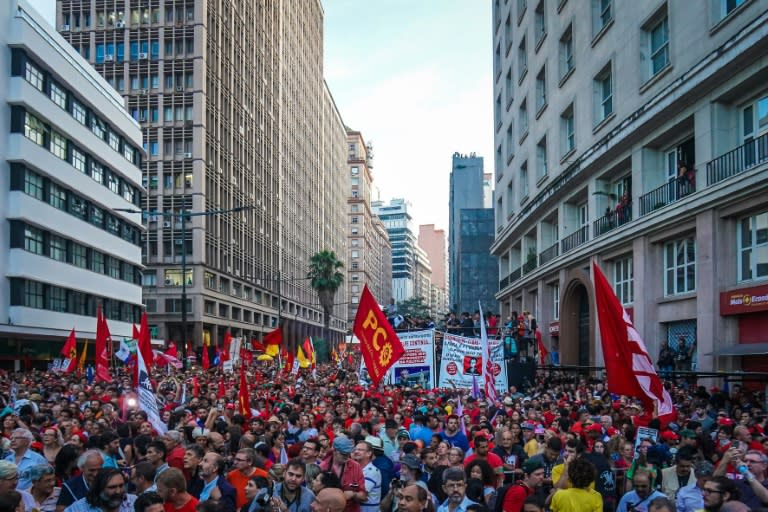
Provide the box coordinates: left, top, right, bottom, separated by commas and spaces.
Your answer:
115, 202, 256, 364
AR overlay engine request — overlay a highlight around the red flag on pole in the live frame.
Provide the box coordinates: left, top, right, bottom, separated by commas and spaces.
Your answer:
592, 261, 674, 418
132, 324, 140, 341
95, 306, 113, 383
221, 331, 232, 366
135, 312, 154, 384
201, 345, 210, 370
166, 342, 178, 359
535, 329, 548, 366
352, 285, 405, 387
61, 328, 78, 374
217, 378, 226, 398
238, 364, 251, 419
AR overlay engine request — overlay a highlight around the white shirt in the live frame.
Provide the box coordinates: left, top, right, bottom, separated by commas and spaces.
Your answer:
361, 461, 382, 512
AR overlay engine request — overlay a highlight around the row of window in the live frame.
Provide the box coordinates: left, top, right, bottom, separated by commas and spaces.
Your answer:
13, 49, 142, 167
9, 278, 142, 324
9, 221, 142, 286
93, 39, 195, 64
61, 5, 194, 29
10, 164, 142, 247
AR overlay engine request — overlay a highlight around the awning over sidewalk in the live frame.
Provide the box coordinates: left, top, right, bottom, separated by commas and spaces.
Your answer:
706, 342, 768, 356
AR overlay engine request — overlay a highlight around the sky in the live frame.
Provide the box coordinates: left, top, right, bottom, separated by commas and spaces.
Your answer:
28, 0, 493, 231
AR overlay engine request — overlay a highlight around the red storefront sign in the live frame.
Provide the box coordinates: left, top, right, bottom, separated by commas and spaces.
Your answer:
720, 283, 768, 315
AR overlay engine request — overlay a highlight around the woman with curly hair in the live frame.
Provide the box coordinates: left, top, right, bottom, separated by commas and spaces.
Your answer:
549, 457, 602, 511
465, 459, 497, 506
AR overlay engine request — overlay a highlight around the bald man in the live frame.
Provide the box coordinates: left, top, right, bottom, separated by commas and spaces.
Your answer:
311, 488, 347, 512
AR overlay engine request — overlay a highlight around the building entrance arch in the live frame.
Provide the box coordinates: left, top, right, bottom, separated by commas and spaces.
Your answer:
559, 269, 595, 366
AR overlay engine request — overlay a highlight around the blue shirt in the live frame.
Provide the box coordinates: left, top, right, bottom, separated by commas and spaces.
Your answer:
616, 489, 666, 512
5, 448, 47, 490
437, 495, 478, 512
675, 482, 704, 512
439, 430, 469, 452
409, 424, 434, 445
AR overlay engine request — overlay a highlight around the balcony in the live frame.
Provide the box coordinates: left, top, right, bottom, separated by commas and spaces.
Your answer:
499, 275, 509, 290
640, 175, 696, 216
561, 226, 588, 254
509, 266, 522, 283
594, 202, 632, 237
523, 256, 537, 274
707, 132, 768, 185
539, 242, 559, 265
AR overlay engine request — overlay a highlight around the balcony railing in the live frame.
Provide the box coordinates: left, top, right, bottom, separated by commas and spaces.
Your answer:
707, 132, 768, 185
523, 257, 537, 274
499, 275, 509, 290
539, 242, 559, 265
640, 175, 696, 216
594, 203, 632, 237
561, 226, 589, 254
509, 266, 522, 283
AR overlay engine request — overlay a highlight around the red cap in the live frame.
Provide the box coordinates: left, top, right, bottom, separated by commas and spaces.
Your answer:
718, 417, 735, 426
226, 403, 235, 410
661, 431, 679, 441
587, 423, 602, 433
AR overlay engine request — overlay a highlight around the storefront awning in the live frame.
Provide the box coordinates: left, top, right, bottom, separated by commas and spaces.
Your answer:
706, 343, 768, 356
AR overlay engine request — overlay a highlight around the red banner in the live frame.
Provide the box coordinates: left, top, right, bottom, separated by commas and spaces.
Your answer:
352, 285, 405, 387
720, 283, 768, 315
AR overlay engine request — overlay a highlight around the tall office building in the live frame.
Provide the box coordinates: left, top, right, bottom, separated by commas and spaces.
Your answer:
458, 209, 498, 316
346, 130, 392, 323
492, 0, 768, 372
0, 0, 144, 368
57, 0, 348, 347
418, 224, 449, 315
449, 152, 490, 312
372, 198, 417, 303
413, 243, 433, 310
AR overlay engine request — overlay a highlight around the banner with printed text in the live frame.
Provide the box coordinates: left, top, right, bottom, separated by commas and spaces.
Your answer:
438, 333, 508, 392
386, 330, 435, 389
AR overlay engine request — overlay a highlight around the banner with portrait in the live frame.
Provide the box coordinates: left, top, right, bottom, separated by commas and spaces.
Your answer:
438, 333, 508, 392
386, 330, 435, 389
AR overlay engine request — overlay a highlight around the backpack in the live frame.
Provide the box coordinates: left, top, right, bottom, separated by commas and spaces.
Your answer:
493, 481, 529, 512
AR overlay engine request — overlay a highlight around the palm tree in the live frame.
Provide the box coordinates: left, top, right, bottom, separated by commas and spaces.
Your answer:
308, 250, 344, 344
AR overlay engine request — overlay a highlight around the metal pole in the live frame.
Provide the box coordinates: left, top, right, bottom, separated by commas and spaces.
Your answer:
181, 200, 187, 367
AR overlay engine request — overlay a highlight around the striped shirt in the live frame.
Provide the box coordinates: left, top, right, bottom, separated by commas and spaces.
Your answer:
361, 462, 382, 512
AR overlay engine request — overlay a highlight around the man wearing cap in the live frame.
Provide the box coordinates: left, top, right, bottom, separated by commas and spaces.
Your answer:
366, 435, 395, 497
321, 436, 366, 512
409, 415, 433, 446
498, 458, 546, 512
661, 446, 695, 500
675, 460, 714, 512
352, 441, 381, 512
5, 427, 47, 490
439, 415, 469, 453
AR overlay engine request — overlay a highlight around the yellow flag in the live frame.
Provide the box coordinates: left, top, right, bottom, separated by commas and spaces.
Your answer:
203, 330, 211, 347
297, 346, 311, 369
78, 338, 89, 371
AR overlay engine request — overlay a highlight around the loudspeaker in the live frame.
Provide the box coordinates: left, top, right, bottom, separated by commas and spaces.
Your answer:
506, 359, 536, 392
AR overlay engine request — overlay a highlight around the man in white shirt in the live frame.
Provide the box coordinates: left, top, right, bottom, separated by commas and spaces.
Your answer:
352, 441, 381, 512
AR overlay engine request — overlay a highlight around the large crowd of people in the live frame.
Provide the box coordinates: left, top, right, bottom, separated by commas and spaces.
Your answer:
0, 353, 766, 512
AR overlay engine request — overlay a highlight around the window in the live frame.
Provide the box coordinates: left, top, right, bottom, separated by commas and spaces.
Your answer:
351, 250, 359, 259
504, 14, 512, 52
505, 123, 515, 160
49, 235, 67, 262
50, 131, 67, 160
561, 105, 575, 155
664, 237, 696, 295
91, 161, 103, 184
505, 69, 513, 106
593, 0, 613, 36
24, 281, 44, 309
559, 24, 574, 80
738, 212, 768, 281
48, 181, 67, 210
614, 257, 634, 305
71, 243, 87, 268
25, 61, 44, 91
517, 0, 527, 20
91, 116, 106, 139
72, 147, 86, 172
108, 130, 120, 151
494, 43, 501, 78
534, 0, 546, 46
351, 217, 359, 224
722, 0, 746, 18
519, 100, 528, 139
48, 286, 67, 312
595, 64, 613, 123
24, 112, 46, 146
24, 170, 44, 200
106, 256, 121, 279
495, 94, 502, 129
578, 203, 588, 227
90, 205, 104, 228
24, 225, 44, 255
536, 137, 548, 179
49, 82, 67, 109
71, 99, 87, 125
647, 13, 669, 77
518, 37, 528, 79
535, 67, 547, 112
520, 162, 529, 201
552, 282, 560, 319
107, 173, 120, 194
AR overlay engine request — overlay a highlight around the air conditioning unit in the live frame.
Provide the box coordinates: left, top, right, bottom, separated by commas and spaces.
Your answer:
163, 221, 171, 228
226, 266, 232, 273
176, 86, 184, 92
115, 21, 125, 28
61, 24, 70, 31
184, 152, 192, 158
174, 239, 183, 245
138, 52, 148, 59
104, 55, 114, 62
140, 89, 148, 95
234, 270, 240, 277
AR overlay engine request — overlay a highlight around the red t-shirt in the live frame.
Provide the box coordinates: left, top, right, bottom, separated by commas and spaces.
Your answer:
501, 482, 534, 512
465, 452, 504, 473
165, 496, 198, 512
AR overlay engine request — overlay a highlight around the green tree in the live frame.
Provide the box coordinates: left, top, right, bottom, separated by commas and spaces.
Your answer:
397, 296, 431, 319
308, 250, 345, 335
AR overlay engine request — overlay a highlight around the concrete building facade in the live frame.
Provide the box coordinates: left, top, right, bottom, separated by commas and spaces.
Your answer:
491, 0, 768, 373
57, 0, 348, 347
449, 152, 485, 312
0, 0, 144, 368
419, 224, 449, 315
413, 243, 433, 311
346, 130, 392, 323
372, 198, 417, 303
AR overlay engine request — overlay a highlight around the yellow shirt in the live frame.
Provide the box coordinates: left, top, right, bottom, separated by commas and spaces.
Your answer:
524, 438, 541, 457
551, 463, 596, 491
550, 487, 603, 512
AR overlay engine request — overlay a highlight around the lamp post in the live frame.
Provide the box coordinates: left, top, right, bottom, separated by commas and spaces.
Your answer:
115, 203, 256, 364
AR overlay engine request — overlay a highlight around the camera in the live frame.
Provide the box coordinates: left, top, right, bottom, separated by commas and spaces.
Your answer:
390, 477, 403, 490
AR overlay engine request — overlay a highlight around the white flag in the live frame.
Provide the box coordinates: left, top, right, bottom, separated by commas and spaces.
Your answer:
137, 342, 167, 435
116, 340, 132, 363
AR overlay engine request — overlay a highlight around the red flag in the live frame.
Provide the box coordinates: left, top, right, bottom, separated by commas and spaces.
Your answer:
352, 285, 405, 387
202, 345, 210, 370
166, 342, 178, 359
238, 364, 251, 419
217, 378, 226, 398
251, 340, 266, 352
132, 324, 140, 340
95, 306, 113, 383
263, 327, 283, 346
593, 262, 674, 418
284, 350, 294, 374
221, 331, 232, 365
61, 328, 78, 374
135, 312, 154, 384
535, 329, 548, 366
192, 376, 200, 397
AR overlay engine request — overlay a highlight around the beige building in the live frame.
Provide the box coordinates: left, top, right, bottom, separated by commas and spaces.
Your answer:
492, 0, 768, 373
346, 130, 392, 324
57, 0, 348, 348
413, 243, 433, 313
419, 224, 449, 315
